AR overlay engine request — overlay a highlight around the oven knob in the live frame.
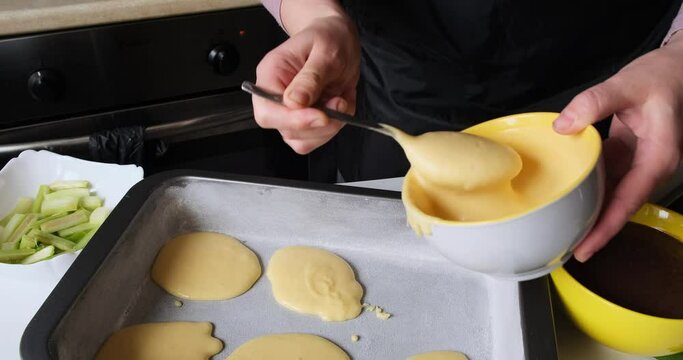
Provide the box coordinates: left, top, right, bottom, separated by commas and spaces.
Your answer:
27, 69, 65, 101
208, 44, 240, 75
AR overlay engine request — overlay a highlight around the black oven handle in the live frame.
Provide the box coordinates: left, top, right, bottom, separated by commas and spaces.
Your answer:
0, 108, 257, 157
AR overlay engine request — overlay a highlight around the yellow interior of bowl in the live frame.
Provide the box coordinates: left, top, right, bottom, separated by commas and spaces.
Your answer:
402, 112, 602, 227
551, 203, 683, 356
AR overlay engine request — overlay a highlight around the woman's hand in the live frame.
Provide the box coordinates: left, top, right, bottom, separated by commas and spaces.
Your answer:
253, 1, 360, 154
554, 34, 683, 262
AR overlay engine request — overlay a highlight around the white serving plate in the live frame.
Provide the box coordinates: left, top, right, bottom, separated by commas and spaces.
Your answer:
0, 150, 143, 359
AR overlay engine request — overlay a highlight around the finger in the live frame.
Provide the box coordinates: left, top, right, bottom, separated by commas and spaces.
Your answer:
255, 44, 302, 93
325, 96, 349, 113
329, 88, 357, 115
283, 47, 340, 108
280, 120, 344, 141
252, 96, 290, 129
573, 144, 676, 261
342, 87, 357, 114
252, 47, 302, 130
255, 105, 330, 131
554, 78, 634, 134
294, 95, 348, 130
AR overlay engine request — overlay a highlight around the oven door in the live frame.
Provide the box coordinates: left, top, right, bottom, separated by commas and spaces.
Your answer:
0, 91, 308, 179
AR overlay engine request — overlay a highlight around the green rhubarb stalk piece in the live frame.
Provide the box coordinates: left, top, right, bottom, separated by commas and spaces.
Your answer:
15, 197, 33, 213
65, 231, 87, 242
32, 212, 68, 228
45, 188, 91, 201
31, 185, 50, 213
48, 180, 90, 191
58, 222, 96, 238
1, 242, 17, 250
72, 227, 98, 251
0, 197, 33, 226
0, 248, 36, 262
19, 234, 38, 250
2, 213, 26, 242
5, 214, 38, 245
35, 232, 76, 251
40, 209, 89, 233
20, 245, 55, 264
89, 207, 110, 226
41, 196, 79, 216
80, 196, 103, 211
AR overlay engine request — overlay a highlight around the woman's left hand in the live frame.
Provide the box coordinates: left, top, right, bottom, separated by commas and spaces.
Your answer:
553, 33, 683, 262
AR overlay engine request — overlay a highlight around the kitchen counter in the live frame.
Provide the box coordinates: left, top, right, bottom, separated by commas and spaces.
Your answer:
0, 0, 260, 37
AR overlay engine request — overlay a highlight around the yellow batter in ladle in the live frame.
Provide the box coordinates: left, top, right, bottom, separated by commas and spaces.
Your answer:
384, 125, 522, 191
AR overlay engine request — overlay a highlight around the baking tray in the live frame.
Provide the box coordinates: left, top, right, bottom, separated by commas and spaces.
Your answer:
21, 170, 557, 360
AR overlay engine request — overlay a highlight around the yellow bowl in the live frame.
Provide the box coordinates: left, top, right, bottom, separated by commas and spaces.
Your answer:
402, 112, 605, 280
551, 203, 683, 356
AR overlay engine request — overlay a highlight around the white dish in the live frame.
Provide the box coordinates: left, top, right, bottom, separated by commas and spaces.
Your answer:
0, 150, 143, 359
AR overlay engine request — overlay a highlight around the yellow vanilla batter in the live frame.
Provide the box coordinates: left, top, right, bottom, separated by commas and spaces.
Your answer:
151, 232, 261, 300
266, 246, 363, 321
408, 351, 469, 360
226, 333, 350, 360
386, 125, 522, 191
397, 114, 600, 233
96, 322, 223, 360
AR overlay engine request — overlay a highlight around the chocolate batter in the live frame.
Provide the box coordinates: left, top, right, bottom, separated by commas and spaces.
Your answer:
565, 222, 683, 319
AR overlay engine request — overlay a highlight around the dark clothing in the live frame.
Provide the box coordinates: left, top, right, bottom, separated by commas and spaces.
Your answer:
311, 0, 683, 182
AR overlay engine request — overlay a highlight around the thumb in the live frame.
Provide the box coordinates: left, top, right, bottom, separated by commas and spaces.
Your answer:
553, 79, 631, 134
283, 53, 335, 109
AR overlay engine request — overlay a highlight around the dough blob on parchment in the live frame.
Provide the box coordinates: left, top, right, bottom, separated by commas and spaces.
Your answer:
226, 333, 350, 360
96, 322, 223, 360
267, 246, 363, 321
151, 232, 261, 300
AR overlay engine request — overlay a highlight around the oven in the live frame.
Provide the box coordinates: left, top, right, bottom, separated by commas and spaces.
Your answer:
0, 6, 308, 179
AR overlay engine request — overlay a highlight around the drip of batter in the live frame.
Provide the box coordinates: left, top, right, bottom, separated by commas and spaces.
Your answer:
96, 322, 223, 360
408, 351, 469, 360
266, 246, 363, 321
151, 232, 261, 300
226, 333, 350, 360
385, 125, 522, 191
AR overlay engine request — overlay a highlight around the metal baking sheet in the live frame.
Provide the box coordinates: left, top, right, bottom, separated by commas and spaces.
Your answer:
21, 171, 557, 360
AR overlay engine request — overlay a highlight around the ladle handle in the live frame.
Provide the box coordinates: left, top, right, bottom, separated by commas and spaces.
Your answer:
241, 81, 393, 137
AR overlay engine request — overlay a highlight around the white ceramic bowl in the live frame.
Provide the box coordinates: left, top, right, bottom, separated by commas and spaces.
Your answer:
402, 113, 604, 281
0, 150, 143, 359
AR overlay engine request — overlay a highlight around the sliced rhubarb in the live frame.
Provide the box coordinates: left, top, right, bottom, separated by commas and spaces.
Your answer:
20, 245, 55, 264
40, 210, 89, 233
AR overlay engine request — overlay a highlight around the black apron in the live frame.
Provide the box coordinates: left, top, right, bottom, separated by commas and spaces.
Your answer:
308, 0, 683, 182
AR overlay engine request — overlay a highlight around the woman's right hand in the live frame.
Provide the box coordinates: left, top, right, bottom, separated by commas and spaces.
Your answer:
253, 3, 360, 154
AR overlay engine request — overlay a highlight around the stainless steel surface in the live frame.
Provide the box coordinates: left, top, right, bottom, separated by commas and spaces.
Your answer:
49, 177, 524, 360
0, 109, 254, 157
241, 81, 394, 137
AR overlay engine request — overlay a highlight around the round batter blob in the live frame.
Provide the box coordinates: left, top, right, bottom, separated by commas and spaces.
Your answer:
226, 333, 350, 360
267, 246, 363, 321
408, 351, 469, 360
151, 232, 261, 300
96, 322, 223, 360
387, 125, 522, 191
